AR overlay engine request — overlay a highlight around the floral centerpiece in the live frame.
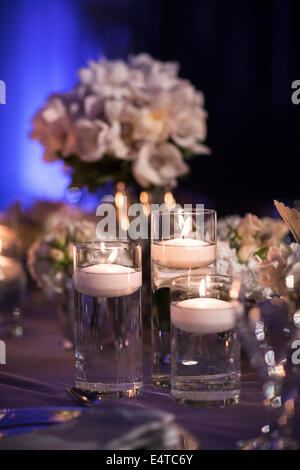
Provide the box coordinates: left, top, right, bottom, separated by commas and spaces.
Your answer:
28, 220, 95, 294
30, 54, 210, 191
257, 243, 300, 296
28, 219, 96, 348
257, 201, 300, 296
6, 201, 95, 257
217, 214, 289, 300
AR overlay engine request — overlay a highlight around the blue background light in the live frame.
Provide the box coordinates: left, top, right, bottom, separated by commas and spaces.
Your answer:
0, 0, 107, 210
0, 0, 298, 216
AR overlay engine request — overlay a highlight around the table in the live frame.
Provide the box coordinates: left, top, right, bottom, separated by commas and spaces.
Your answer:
0, 290, 270, 450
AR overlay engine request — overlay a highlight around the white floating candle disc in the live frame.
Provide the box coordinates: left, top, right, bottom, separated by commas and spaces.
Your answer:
171, 297, 236, 334
73, 264, 142, 298
151, 238, 216, 270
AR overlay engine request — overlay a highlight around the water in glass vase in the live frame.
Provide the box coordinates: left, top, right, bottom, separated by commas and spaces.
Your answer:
171, 324, 240, 407
75, 288, 142, 398
73, 241, 143, 398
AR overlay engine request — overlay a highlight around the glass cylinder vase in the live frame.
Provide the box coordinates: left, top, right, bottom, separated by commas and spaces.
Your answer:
170, 274, 241, 407
73, 240, 143, 398
151, 207, 217, 388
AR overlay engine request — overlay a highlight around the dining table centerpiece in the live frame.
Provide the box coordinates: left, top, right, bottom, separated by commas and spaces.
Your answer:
30, 53, 212, 324
217, 213, 289, 301
257, 201, 300, 298
30, 53, 210, 193
27, 219, 96, 349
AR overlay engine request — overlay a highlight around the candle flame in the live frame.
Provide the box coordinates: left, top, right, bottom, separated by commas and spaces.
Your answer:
115, 191, 125, 208
179, 216, 192, 239
107, 249, 118, 264
120, 217, 130, 231
140, 191, 149, 204
164, 191, 175, 209
199, 278, 206, 297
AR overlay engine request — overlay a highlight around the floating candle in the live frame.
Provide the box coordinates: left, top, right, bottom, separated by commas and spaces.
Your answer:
73, 264, 142, 298
171, 297, 236, 334
151, 238, 216, 270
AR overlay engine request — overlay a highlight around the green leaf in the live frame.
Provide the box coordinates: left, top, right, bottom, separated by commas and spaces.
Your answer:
229, 231, 241, 250
254, 246, 269, 259
57, 152, 136, 192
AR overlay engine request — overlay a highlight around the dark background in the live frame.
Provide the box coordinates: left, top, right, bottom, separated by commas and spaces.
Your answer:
0, 0, 299, 216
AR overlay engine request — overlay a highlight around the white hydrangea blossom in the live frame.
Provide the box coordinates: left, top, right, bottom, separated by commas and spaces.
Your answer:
31, 54, 210, 188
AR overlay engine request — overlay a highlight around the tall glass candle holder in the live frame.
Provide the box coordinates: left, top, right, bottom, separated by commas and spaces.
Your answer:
151, 208, 217, 388
171, 275, 241, 407
73, 240, 143, 398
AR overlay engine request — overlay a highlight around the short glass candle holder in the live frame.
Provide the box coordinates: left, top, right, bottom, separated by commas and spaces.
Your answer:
73, 240, 143, 398
170, 275, 241, 407
151, 208, 217, 389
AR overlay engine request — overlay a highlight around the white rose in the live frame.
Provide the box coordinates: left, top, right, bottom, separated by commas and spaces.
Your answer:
129, 53, 179, 90
237, 214, 264, 238
238, 236, 260, 263
106, 121, 130, 159
132, 143, 189, 188
69, 118, 109, 162
31, 96, 72, 162
79, 58, 131, 100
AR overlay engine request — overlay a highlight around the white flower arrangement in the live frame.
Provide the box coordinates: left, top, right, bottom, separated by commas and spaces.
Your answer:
257, 243, 300, 296
217, 214, 289, 300
217, 241, 273, 301
28, 220, 96, 294
30, 54, 210, 191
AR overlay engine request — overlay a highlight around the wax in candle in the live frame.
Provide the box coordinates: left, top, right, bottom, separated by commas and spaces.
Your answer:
73, 263, 142, 298
171, 297, 236, 334
151, 238, 216, 269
